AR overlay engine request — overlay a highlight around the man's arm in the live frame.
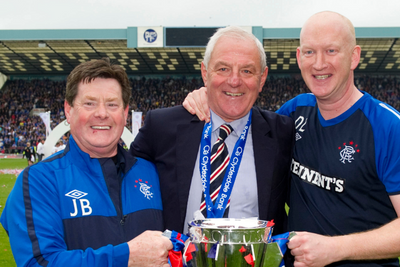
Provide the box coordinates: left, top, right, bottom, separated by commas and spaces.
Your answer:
130, 110, 156, 162
182, 87, 210, 122
288, 195, 400, 267
1, 169, 172, 267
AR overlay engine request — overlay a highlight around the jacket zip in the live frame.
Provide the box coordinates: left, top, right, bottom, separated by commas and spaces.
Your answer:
119, 172, 127, 226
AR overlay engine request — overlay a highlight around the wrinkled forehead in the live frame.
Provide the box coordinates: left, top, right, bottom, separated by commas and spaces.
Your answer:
211, 36, 261, 65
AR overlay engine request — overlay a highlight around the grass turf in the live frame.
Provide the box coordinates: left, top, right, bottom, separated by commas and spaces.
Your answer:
0, 159, 26, 267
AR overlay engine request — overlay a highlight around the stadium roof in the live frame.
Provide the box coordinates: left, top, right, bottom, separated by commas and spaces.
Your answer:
0, 27, 400, 76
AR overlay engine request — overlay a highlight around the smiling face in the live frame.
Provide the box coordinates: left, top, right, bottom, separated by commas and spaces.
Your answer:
64, 77, 128, 158
297, 12, 360, 102
202, 35, 268, 122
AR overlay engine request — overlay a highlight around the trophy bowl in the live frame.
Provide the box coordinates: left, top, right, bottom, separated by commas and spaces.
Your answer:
184, 218, 273, 267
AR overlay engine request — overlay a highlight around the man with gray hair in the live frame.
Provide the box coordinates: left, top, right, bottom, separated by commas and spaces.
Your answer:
131, 26, 295, 234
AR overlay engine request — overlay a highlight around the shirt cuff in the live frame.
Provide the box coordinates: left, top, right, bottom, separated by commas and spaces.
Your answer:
113, 242, 129, 266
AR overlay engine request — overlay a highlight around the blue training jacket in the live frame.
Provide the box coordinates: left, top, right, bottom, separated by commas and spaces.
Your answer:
1, 135, 163, 267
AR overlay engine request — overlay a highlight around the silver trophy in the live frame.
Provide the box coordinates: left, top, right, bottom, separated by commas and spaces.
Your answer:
184, 218, 273, 267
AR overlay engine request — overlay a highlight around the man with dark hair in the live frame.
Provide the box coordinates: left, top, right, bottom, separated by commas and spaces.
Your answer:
65, 58, 132, 112
1, 58, 172, 267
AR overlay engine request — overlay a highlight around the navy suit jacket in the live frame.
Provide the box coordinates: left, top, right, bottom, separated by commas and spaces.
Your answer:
131, 106, 295, 234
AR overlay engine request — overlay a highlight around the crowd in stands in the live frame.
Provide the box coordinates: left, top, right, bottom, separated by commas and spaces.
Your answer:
0, 74, 399, 154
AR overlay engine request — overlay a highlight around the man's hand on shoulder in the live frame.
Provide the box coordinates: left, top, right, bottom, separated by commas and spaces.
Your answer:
127, 230, 173, 267
183, 87, 210, 122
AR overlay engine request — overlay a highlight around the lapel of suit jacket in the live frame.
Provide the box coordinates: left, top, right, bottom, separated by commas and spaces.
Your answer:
176, 115, 205, 223
251, 107, 278, 220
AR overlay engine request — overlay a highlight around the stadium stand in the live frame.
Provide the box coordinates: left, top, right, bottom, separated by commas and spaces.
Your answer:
0, 74, 399, 155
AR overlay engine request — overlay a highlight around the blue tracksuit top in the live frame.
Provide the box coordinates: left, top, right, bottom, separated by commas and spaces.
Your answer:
1, 135, 163, 267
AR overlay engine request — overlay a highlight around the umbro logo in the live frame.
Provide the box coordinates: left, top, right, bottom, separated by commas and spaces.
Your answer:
295, 133, 302, 141
65, 189, 87, 199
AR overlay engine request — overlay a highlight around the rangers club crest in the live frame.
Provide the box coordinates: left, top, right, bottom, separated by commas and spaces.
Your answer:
134, 179, 153, 199
338, 141, 360, 164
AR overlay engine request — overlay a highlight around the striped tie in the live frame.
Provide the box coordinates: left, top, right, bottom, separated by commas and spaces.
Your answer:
200, 124, 234, 218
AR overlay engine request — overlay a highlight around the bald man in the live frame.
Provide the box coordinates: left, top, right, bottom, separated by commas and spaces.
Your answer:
279, 11, 400, 267
183, 11, 400, 267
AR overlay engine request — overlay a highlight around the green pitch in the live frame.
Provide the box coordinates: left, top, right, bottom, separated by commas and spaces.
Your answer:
0, 159, 26, 267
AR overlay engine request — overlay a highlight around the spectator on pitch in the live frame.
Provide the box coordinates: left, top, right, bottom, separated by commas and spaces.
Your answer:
23, 141, 35, 165
36, 138, 45, 161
